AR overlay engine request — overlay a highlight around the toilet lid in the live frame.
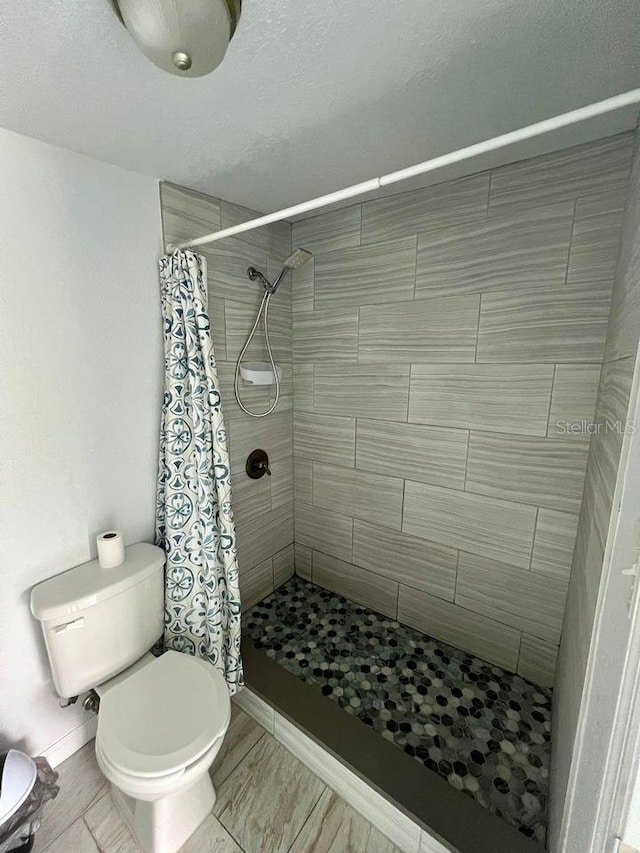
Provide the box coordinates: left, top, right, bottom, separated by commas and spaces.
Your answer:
97, 650, 230, 778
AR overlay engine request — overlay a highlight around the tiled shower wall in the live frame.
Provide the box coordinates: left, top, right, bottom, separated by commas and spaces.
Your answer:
291, 132, 635, 687
551, 129, 640, 842
160, 184, 295, 610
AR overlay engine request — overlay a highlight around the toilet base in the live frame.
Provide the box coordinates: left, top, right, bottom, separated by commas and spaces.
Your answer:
111, 772, 216, 853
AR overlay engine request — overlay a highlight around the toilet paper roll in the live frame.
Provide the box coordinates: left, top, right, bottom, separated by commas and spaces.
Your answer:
97, 530, 125, 568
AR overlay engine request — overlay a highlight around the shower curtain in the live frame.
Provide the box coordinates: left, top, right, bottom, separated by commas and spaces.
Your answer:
156, 249, 243, 693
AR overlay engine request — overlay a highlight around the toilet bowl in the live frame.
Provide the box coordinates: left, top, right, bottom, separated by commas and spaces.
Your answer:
94, 650, 231, 853
30, 544, 232, 853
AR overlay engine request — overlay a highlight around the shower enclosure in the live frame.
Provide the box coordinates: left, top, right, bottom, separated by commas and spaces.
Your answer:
159, 125, 640, 853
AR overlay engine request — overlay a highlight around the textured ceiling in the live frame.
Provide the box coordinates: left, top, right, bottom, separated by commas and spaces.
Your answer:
0, 1, 639, 212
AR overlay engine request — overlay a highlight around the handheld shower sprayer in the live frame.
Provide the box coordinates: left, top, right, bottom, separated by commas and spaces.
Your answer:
234, 248, 313, 418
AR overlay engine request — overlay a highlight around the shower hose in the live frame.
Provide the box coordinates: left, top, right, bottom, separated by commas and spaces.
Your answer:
233, 289, 280, 418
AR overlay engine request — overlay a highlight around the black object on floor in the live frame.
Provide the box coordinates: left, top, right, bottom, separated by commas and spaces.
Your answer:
243, 576, 551, 845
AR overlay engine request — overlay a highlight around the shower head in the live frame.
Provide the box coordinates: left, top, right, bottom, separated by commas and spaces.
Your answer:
270, 247, 313, 294
248, 248, 313, 295
283, 248, 313, 270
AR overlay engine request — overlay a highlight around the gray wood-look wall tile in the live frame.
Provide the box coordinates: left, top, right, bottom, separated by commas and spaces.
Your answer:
292, 205, 361, 255
361, 173, 489, 244
456, 551, 567, 643
294, 457, 314, 505
225, 296, 291, 361
408, 363, 554, 436
605, 149, 640, 362
397, 585, 521, 671
293, 363, 314, 412
415, 201, 574, 298
314, 237, 416, 310
273, 544, 295, 587
294, 412, 356, 467
221, 200, 291, 257
293, 308, 358, 362
312, 551, 398, 619
205, 237, 268, 302
517, 634, 559, 689
477, 280, 613, 363
403, 481, 536, 569
294, 543, 312, 580
313, 462, 404, 530
352, 520, 457, 601
488, 132, 634, 212
531, 508, 580, 582
229, 412, 291, 475
548, 364, 601, 436
567, 190, 627, 284
315, 364, 410, 421
160, 182, 221, 248
239, 557, 274, 611
235, 503, 293, 573
295, 501, 353, 561
231, 473, 271, 528
293, 258, 314, 313
358, 295, 479, 363
466, 432, 591, 514
355, 419, 467, 490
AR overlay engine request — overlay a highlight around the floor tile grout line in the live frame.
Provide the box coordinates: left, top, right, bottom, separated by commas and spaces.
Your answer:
285, 787, 328, 852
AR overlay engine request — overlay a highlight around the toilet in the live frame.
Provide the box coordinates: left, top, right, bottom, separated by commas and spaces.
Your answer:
30, 542, 231, 853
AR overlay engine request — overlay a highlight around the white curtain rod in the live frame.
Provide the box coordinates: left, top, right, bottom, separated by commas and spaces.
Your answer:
176, 88, 640, 251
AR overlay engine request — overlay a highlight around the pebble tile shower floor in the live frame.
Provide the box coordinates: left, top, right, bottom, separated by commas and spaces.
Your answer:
244, 576, 552, 845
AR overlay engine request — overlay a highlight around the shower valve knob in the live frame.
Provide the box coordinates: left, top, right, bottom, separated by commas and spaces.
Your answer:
246, 449, 271, 479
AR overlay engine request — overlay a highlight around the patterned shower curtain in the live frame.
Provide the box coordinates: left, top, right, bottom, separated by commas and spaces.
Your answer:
156, 250, 243, 693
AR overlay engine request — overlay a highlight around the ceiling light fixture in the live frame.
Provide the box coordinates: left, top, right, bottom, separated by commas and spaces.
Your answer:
108, 0, 241, 77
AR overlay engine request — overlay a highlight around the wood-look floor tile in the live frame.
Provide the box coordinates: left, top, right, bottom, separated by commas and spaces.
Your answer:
211, 706, 266, 788
180, 813, 243, 853
214, 735, 326, 853
83, 792, 139, 853
41, 819, 99, 853
35, 741, 107, 851
290, 788, 401, 853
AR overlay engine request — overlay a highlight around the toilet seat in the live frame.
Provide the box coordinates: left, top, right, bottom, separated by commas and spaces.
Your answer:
96, 650, 230, 779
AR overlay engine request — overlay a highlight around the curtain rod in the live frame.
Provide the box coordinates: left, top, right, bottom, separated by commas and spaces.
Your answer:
175, 88, 640, 251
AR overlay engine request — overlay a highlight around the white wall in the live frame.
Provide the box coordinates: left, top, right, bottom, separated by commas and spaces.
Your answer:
0, 128, 163, 763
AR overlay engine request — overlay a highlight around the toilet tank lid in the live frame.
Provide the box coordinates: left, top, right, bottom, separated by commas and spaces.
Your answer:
30, 543, 165, 622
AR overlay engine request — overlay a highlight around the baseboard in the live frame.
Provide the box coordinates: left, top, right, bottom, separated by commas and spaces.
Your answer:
40, 715, 98, 768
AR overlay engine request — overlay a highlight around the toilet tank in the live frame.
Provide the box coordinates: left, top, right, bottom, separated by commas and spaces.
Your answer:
31, 542, 165, 699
